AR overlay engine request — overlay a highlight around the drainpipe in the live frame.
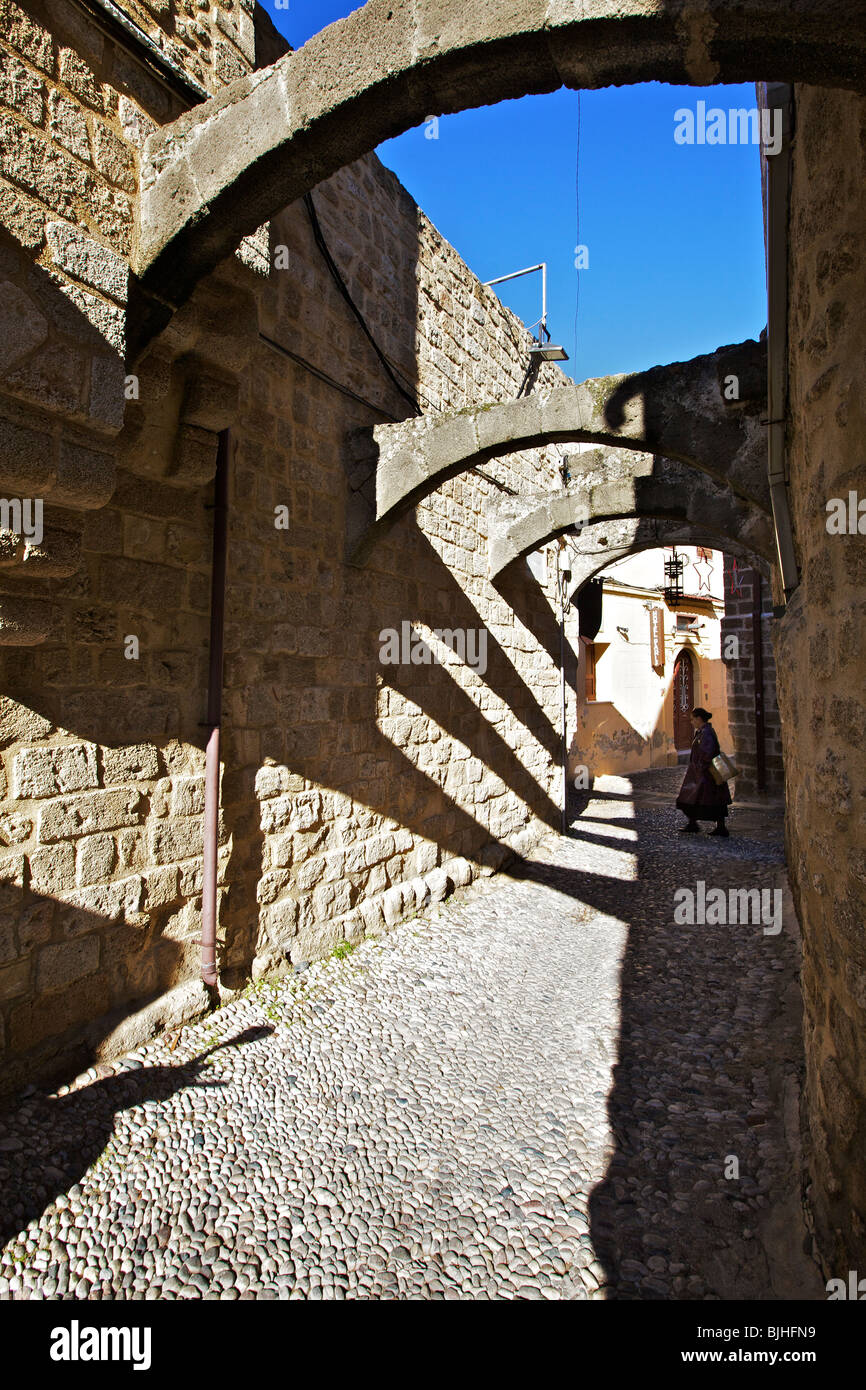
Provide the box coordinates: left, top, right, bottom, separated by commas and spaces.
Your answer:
556, 542, 570, 834
751, 571, 767, 791
764, 81, 799, 599
201, 430, 230, 988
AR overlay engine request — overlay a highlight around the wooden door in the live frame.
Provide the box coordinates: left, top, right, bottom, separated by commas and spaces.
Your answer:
673, 648, 694, 750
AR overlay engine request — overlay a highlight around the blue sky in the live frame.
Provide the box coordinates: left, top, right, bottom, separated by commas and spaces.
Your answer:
265, 3, 767, 380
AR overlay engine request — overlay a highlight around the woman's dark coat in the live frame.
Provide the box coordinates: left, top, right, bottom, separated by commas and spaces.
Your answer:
676, 722, 732, 821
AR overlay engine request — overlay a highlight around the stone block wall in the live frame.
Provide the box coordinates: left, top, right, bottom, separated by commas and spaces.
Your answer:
721, 556, 784, 796
777, 83, 866, 1273
0, 0, 571, 1092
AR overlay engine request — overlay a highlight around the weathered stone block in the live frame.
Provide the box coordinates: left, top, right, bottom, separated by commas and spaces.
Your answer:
150, 820, 204, 865
38, 788, 143, 842
29, 840, 75, 893
162, 899, 199, 942
382, 882, 406, 926
92, 122, 136, 192
171, 775, 205, 818
58, 876, 143, 937
75, 832, 117, 886
289, 921, 341, 965
363, 833, 394, 867
0, 112, 88, 222
294, 856, 325, 893
0, 813, 33, 845
143, 864, 179, 910
425, 867, 449, 903
260, 789, 321, 834
178, 859, 203, 898
255, 763, 305, 800
0, 921, 17, 964
58, 47, 101, 109
407, 875, 431, 910
48, 88, 90, 161
14, 741, 98, 798
0, 50, 45, 125
820, 1055, 858, 1151
93, 976, 209, 1060
118, 95, 156, 151
102, 743, 160, 784
0, 181, 46, 249
54, 439, 116, 510
169, 422, 219, 485
11, 971, 109, 1051
256, 869, 292, 905
312, 879, 352, 919
260, 896, 298, 945
0, 287, 50, 384
0, 956, 30, 1002
444, 856, 473, 888
37, 933, 99, 991
0, 416, 56, 495
1, 1, 54, 73
264, 834, 293, 870
46, 221, 128, 302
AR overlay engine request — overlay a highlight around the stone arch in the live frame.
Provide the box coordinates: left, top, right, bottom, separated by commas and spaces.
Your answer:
486, 448, 773, 580
559, 517, 770, 596
348, 340, 768, 561
133, 0, 866, 348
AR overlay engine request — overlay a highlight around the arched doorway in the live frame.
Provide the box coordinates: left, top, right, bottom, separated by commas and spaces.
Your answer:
672, 648, 695, 753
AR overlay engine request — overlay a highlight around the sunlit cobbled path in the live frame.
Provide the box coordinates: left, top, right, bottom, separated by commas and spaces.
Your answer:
0, 770, 821, 1300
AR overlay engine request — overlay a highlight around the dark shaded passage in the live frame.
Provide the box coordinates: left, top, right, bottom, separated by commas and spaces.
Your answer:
509, 769, 822, 1299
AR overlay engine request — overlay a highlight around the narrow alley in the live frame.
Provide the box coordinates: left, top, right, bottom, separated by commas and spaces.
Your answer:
0, 771, 821, 1300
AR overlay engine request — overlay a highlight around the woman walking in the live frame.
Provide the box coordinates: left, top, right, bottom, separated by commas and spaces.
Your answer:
676, 707, 732, 836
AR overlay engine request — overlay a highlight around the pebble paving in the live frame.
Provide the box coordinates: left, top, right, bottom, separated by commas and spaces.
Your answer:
0, 769, 822, 1300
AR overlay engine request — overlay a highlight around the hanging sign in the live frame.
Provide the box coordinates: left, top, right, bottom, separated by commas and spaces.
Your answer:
649, 607, 665, 669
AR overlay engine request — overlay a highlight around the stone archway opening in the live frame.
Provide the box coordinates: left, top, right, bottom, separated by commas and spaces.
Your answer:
130, 0, 866, 353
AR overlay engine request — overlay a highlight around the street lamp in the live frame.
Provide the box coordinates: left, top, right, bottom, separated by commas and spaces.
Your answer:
483, 263, 569, 363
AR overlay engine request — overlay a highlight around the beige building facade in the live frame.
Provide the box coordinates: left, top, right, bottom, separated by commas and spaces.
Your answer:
573, 546, 732, 780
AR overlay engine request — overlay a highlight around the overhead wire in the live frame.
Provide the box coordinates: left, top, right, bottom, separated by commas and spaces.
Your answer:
303, 191, 423, 415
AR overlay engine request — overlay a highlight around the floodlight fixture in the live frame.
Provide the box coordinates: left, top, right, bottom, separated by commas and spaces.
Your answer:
483, 262, 569, 363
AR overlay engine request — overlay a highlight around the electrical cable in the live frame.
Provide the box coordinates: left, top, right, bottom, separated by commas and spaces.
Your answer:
303, 191, 422, 414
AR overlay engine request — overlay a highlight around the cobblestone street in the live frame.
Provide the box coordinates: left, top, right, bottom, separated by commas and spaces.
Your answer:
0, 770, 822, 1300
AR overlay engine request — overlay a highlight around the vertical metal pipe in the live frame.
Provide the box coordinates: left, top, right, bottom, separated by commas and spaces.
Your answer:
557, 545, 568, 834
751, 570, 767, 791
764, 81, 799, 597
201, 430, 230, 988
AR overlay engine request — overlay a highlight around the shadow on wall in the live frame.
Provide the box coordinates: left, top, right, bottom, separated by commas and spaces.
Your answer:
0, 865, 194, 1099
219, 521, 570, 981
0, 492, 570, 1096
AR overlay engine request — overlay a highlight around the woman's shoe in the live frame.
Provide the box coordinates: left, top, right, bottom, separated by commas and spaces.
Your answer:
710, 825, 729, 837
678, 822, 699, 833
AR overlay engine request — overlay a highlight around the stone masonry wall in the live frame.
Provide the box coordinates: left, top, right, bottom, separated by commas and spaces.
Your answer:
721, 556, 784, 797
777, 83, 866, 1273
0, 0, 571, 1092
